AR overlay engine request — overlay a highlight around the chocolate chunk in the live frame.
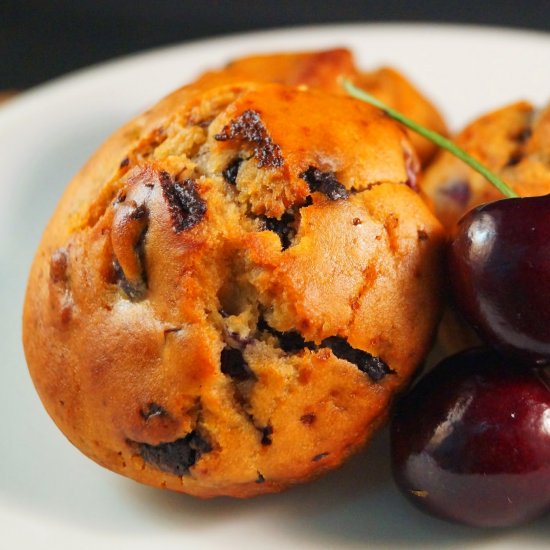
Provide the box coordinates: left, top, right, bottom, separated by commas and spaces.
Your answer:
255, 472, 266, 484
300, 413, 316, 425
111, 202, 149, 301
505, 127, 531, 167
417, 229, 429, 241
115, 190, 127, 204
222, 157, 243, 185
299, 166, 349, 200
258, 317, 315, 353
322, 336, 394, 382
135, 221, 148, 274
220, 347, 256, 381
514, 127, 532, 144
215, 109, 284, 169
140, 402, 168, 421
258, 319, 390, 381
505, 153, 523, 167
119, 156, 130, 169
130, 203, 148, 220
138, 431, 211, 476
278, 331, 314, 353
112, 259, 146, 301
160, 172, 206, 233
312, 452, 329, 462
260, 212, 295, 250
256, 316, 272, 334
260, 425, 273, 446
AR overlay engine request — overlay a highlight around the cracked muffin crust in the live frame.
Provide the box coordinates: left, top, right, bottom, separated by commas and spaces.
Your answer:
23, 65, 445, 498
194, 48, 448, 165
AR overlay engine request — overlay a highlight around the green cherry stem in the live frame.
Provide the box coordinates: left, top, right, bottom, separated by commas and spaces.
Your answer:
342, 78, 519, 199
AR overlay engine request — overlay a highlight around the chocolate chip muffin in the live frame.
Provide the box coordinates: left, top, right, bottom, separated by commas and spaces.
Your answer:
421, 100, 550, 232
23, 62, 445, 498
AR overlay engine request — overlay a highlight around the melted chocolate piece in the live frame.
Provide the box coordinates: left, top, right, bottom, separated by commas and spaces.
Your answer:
505, 127, 532, 167
300, 413, 316, 425
130, 203, 148, 220
114, 190, 127, 204
138, 431, 211, 476
214, 109, 284, 169
260, 212, 295, 250
505, 153, 523, 167
255, 472, 266, 484
160, 172, 206, 233
257, 319, 391, 381
111, 201, 149, 301
260, 425, 273, 446
514, 127, 532, 144
299, 166, 349, 200
135, 221, 149, 276
222, 158, 243, 185
277, 331, 314, 353
112, 259, 146, 301
220, 347, 256, 381
322, 336, 394, 382
257, 317, 315, 353
312, 452, 329, 462
417, 229, 429, 241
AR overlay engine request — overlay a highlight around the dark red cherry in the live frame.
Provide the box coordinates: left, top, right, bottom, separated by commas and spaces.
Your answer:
449, 194, 550, 367
391, 348, 550, 527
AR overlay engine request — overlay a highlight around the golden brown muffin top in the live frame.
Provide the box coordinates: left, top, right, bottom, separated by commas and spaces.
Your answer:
194, 48, 448, 165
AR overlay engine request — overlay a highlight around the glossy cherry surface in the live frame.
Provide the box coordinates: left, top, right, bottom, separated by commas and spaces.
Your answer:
449, 194, 550, 367
391, 348, 550, 527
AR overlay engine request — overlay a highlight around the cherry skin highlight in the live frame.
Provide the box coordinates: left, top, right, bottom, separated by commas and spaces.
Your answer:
391, 348, 550, 527
449, 194, 550, 367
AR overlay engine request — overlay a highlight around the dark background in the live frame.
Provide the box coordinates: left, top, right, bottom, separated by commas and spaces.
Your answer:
2, 0, 550, 90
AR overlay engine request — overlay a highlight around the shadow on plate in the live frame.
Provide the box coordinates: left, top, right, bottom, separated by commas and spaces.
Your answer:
119, 429, 550, 547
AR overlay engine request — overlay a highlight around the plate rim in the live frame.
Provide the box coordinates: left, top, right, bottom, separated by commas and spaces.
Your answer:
2, 21, 550, 117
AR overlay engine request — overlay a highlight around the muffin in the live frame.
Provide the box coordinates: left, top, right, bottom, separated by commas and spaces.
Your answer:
421, 100, 550, 232
23, 61, 445, 498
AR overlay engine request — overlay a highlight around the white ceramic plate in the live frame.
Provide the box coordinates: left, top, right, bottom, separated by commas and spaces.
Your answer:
1, 23, 549, 550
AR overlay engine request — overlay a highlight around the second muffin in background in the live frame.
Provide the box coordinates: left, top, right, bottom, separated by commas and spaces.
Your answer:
421, 100, 550, 232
